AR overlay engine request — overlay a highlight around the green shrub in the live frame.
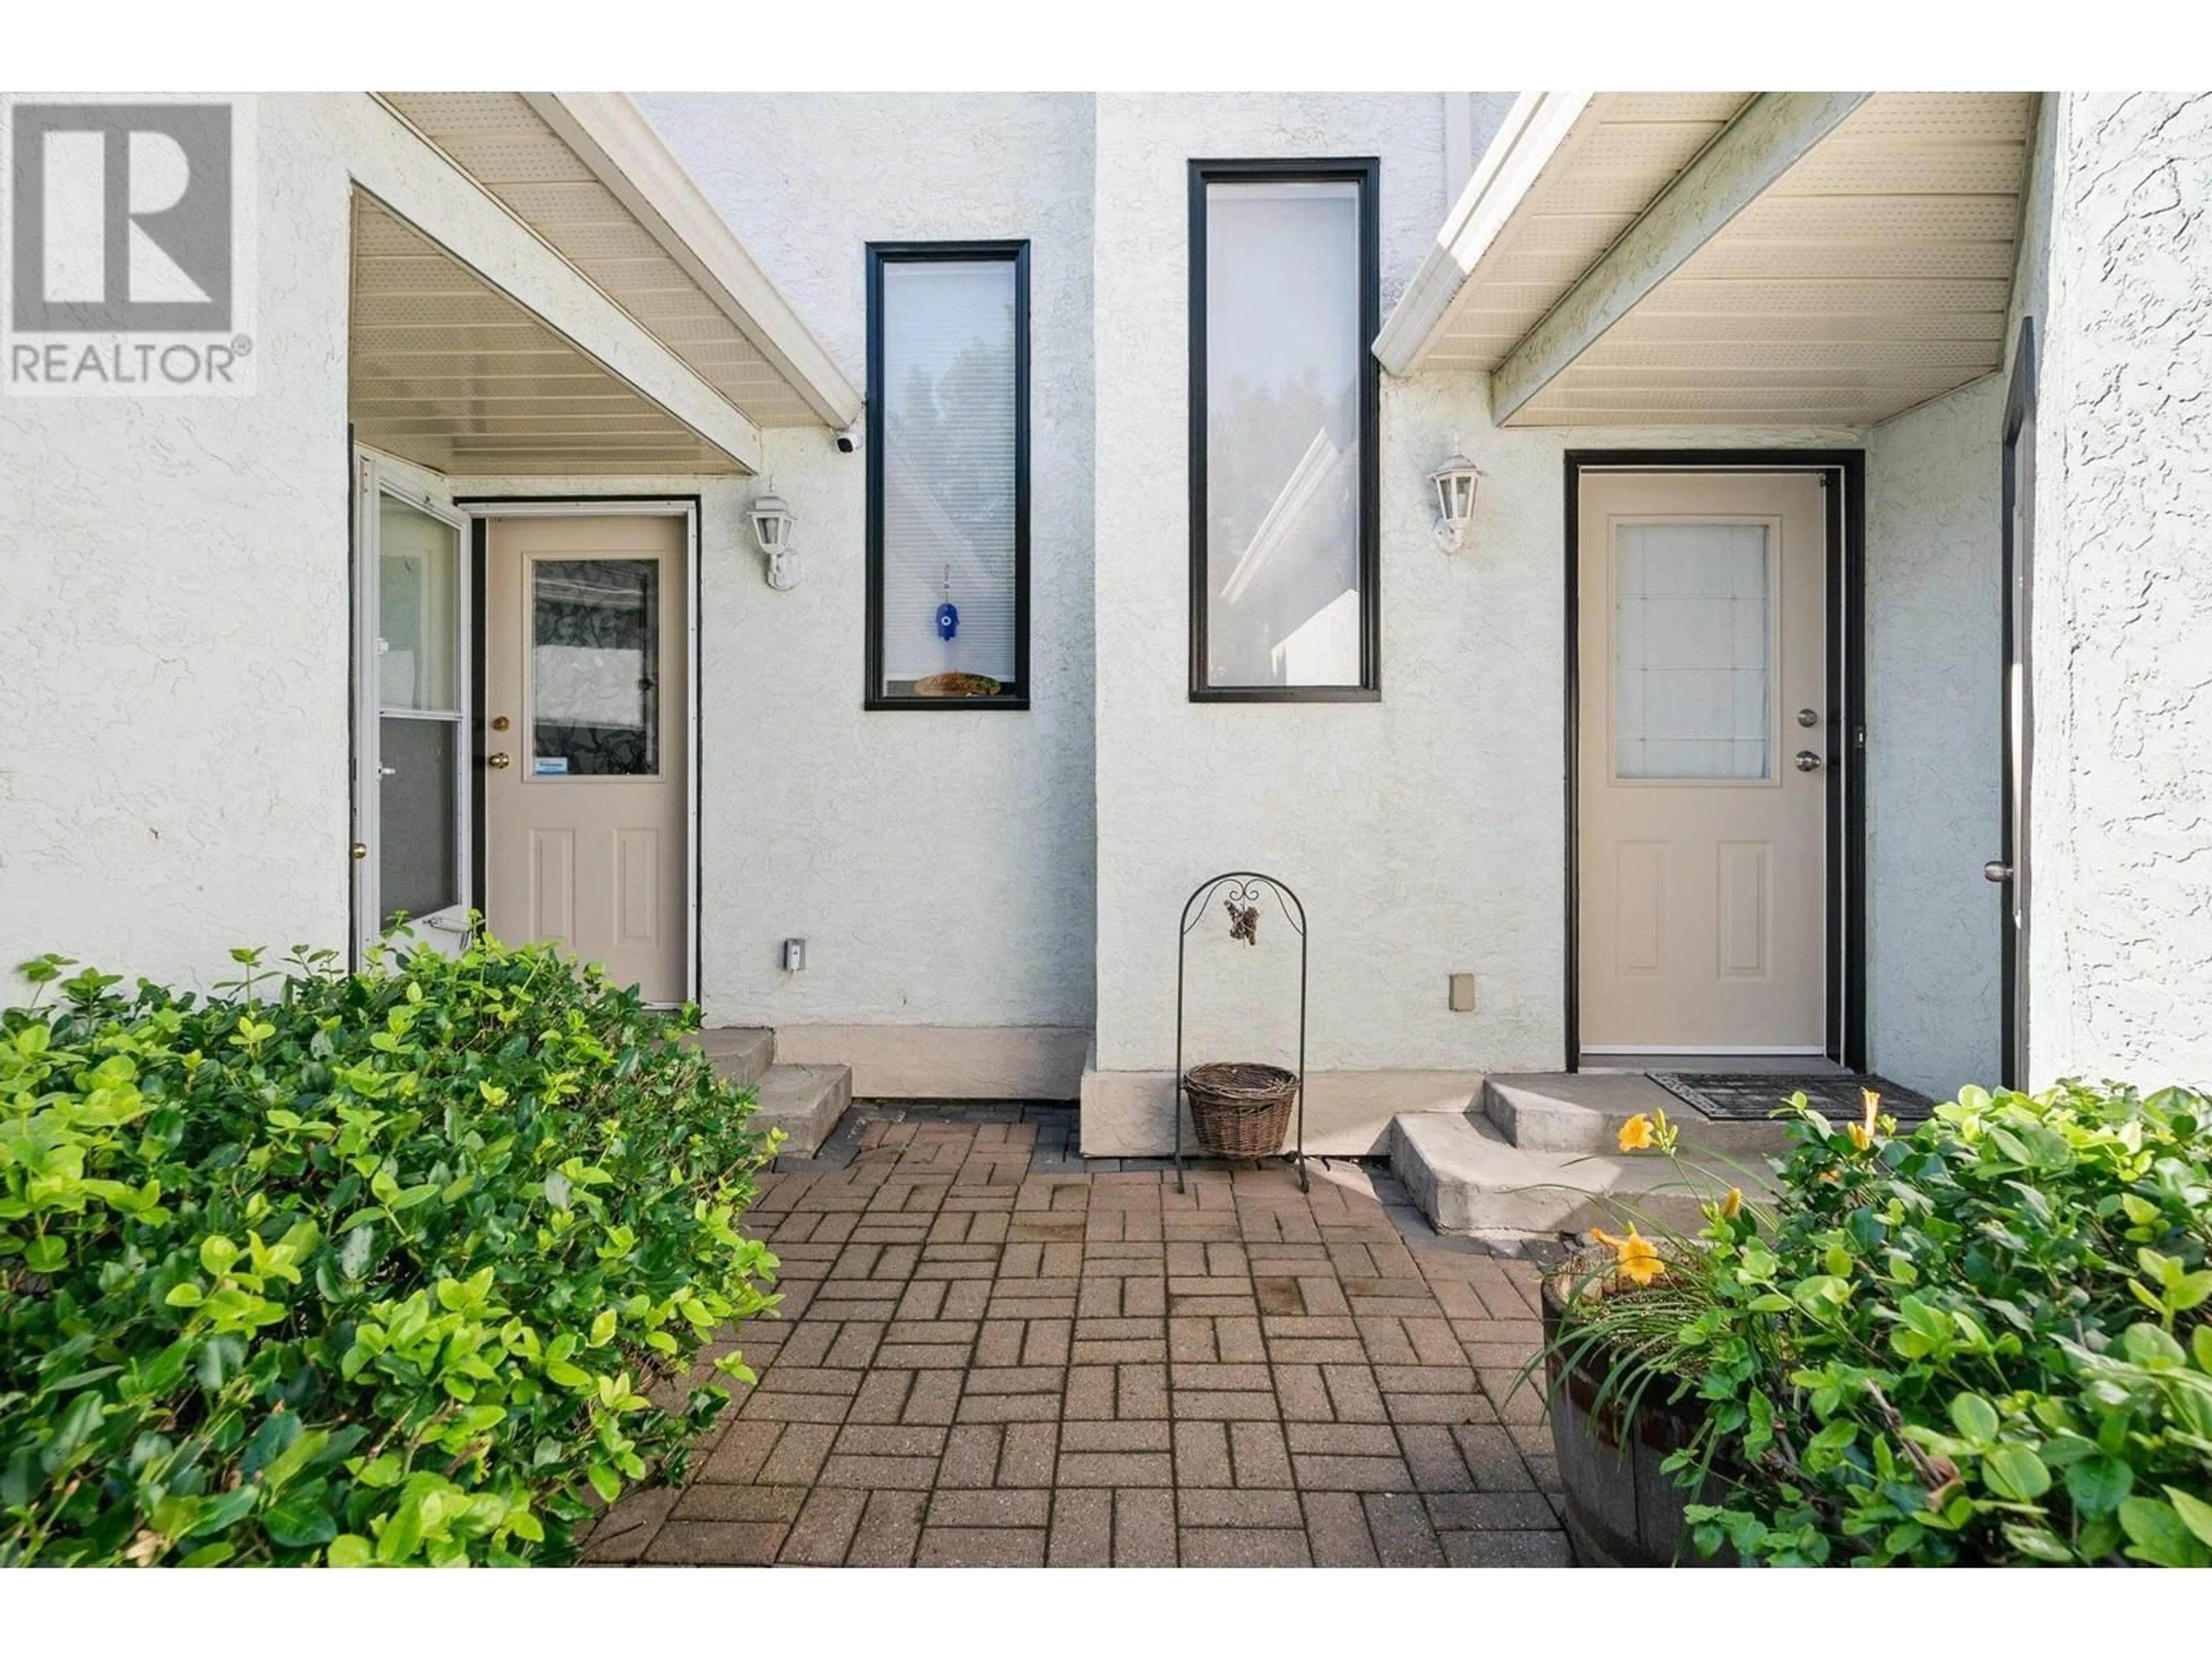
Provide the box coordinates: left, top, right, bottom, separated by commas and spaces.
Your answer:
1553, 1082, 2212, 1566
0, 938, 778, 1566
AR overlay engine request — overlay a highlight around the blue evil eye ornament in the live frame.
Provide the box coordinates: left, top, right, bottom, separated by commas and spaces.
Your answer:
935, 600, 960, 641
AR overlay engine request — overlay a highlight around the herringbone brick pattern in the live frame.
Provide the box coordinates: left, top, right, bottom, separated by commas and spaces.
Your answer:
584, 1106, 1569, 1567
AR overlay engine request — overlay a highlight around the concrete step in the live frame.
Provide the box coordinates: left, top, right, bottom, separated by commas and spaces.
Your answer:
1482, 1071, 1793, 1164
685, 1026, 775, 1089
1388, 1112, 1756, 1237
750, 1063, 853, 1158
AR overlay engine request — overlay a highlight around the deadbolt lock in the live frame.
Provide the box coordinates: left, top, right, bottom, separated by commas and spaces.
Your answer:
491, 715, 511, 732
1796, 707, 1819, 728
350, 842, 368, 861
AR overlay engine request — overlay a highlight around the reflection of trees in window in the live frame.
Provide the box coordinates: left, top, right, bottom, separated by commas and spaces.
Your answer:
531, 559, 658, 776
895, 321, 1016, 584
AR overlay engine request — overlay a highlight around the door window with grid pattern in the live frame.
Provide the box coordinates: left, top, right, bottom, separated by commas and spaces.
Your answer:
1612, 521, 1773, 781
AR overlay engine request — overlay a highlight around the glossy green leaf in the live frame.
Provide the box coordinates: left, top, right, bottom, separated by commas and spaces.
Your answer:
1982, 1445, 2051, 1502
1949, 1393, 2001, 1445
2166, 1487, 2212, 1550
2065, 1455, 2133, 1517
2120, 1497, 2212, 1568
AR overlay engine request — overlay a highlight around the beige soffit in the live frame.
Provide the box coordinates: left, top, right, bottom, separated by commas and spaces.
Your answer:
374, 91, 861, 431
1506, 92, 2036, 425
350, 192, 744, 476
1377, 91, 1756, 376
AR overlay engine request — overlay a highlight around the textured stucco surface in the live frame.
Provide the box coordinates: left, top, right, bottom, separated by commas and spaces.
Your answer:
1085, 92, 1878, 1149
1090, 94, 1533, 1085
1865, 378, 2005, 1097
0, 93, 762, 1001
632, 94, 1099, 1045
2027, 92, 2212, 1088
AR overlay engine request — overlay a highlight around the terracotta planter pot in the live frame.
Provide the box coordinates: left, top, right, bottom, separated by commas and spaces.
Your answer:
1540, 1267, 1736, 1568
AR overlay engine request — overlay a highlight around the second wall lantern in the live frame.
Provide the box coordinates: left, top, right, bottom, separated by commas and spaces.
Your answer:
1428, 450, 1483, 554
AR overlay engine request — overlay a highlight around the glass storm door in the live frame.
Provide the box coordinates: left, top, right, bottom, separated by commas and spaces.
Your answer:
354, 459, 472, 959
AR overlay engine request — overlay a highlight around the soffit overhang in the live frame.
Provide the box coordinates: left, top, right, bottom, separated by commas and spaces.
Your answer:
350, 191, 745, 476
374, 90, 861, 433
1380, 91, 2038, 428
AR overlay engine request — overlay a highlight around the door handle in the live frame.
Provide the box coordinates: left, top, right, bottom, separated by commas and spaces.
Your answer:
1983, 861, 2014, 884
1793, 750, 1823, 772
488, 752, 512, 770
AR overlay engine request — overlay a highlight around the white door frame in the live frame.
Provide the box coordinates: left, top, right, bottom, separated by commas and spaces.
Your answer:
352, 452, 474, 962
458, 497, 702, 1007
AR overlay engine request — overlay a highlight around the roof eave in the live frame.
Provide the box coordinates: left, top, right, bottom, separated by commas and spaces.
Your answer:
527, 92, 863, 431
1372, 91, 1598, 377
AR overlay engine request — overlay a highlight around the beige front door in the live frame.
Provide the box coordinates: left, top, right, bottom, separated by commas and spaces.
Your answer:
1577, 472, 1828, 1054
484, 514, 688, 1003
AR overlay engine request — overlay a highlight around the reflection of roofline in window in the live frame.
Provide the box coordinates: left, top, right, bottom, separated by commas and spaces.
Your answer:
1220, 426, 1354, 606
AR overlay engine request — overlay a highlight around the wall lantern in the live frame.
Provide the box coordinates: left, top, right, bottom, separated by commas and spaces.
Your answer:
1428, 449, 1483, 553
749, 487, 800, 590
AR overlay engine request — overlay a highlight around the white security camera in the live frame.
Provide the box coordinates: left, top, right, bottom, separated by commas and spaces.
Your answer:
835, 423, 864, 454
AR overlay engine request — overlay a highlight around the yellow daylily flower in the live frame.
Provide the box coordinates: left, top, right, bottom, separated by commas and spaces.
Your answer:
1847, 1087, 1881, 1152
1592, 1225, 1666, 1287
1721, 1186, 1744, 1219
1616, 1113, 1657, 1152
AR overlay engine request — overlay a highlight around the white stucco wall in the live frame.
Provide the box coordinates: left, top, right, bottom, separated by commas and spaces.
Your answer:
2026, 92, 2212, 1088
0, 96, 355, 996
0, 92, 753, 1002
632, 95, 1097, 1080
1090, 96, 1512, 1089
1865, 378, 2005, 1098
1082, 90, 1878, 1151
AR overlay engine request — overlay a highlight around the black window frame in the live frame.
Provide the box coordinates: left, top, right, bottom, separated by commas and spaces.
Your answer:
1187, 157, 1382, 703
863, 239, 1032, 712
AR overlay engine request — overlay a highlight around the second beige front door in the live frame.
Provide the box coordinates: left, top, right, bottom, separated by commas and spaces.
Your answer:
1577, 471, 1828, 1054
484, 514, 688, 1003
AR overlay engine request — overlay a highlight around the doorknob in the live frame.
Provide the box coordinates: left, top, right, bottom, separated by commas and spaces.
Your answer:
1983, 861, 2014, 883
1793, 750, 1823, 772
488, 752, 512, 770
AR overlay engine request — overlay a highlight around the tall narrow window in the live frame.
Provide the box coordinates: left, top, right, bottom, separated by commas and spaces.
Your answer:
1190, 159, 1380, 700
866, 241, 1030, 709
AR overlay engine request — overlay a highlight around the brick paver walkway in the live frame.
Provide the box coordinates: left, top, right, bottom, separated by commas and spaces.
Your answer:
585, 1105, 1570, 1567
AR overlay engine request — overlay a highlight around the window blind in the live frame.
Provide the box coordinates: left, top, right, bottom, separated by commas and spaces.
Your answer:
877, 259, 1020, 691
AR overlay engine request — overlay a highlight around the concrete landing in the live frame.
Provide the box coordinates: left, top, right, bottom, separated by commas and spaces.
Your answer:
1482, 1071, 1796, 1162
1389, 1112, 1754, 1238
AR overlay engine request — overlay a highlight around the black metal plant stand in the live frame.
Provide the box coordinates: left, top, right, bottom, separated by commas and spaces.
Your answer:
1173, 872, 1308, 1194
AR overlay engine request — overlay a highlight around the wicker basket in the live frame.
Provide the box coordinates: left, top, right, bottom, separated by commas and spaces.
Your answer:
1183, 1061, 1299, 1159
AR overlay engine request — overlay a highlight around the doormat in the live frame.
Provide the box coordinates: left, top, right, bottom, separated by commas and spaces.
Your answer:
1646, 1071, 1938, 1124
